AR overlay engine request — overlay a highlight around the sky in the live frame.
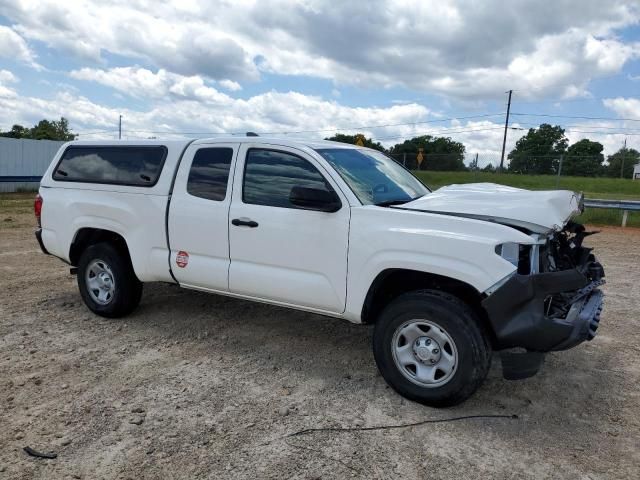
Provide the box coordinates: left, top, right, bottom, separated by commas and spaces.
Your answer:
0, 0, 639, 167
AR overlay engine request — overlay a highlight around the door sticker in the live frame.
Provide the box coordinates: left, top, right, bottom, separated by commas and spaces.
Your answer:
176, 251, 189, 268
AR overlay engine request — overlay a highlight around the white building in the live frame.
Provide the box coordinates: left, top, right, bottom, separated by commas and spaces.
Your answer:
634, 163, 640, 180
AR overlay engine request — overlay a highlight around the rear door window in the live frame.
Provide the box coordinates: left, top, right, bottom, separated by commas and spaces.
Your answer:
53, 146, 167, 186
187, 147, 234, 201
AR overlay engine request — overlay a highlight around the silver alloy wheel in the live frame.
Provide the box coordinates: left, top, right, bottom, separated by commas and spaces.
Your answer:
85, 259, 116, 305
391, 319, 458, 388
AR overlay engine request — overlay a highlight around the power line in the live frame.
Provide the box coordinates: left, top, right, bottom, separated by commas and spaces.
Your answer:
564, 129, 640, 136
110, 113, 506, 136
70, 110, 640, 142
372, 126, 505, 141
511, 112, 640, 122
75, 130, 119, 135
513, 121, 640, 136
514, 121, 640, 132
260, 113, 506, 134
514, 96, 604, 105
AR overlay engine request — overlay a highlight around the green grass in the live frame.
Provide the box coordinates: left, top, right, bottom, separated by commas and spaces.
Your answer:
0, 192, 34, 210
413, 171, 640, 228
0, 192, 36, 229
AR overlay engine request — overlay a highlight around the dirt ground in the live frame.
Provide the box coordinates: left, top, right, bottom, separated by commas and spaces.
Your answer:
1, 206, 639, 479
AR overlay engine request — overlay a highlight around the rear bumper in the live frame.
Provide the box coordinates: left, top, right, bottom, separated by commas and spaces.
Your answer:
35, 228, 50, 255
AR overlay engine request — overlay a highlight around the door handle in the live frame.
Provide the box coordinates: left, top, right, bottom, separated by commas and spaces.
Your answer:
231, 218, 259, 228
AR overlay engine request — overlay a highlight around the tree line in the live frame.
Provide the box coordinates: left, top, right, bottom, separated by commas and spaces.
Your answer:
506, 124, 638, 178
327, 125, 639, 178
1, 117, 77, 141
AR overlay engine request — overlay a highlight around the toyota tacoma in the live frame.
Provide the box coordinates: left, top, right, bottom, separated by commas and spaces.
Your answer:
35, 137, 605, 406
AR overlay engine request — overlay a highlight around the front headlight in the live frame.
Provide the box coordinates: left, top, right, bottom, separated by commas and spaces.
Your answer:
495, 242, 520, 267
496, 236, 546, 275
486, 242, 534, 295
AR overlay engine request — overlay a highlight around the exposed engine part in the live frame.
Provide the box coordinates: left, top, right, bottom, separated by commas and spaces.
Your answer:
539, 221, 605, 321
543, 221, 603, 280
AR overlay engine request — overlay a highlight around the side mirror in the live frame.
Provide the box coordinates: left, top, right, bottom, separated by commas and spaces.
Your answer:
289, 186, 342, 212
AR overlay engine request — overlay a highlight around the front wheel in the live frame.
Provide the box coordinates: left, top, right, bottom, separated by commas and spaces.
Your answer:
77, 242, 143, 318
373, 290, 491, 407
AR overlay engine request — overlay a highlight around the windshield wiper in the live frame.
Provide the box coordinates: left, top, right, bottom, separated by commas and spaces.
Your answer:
375, 195, 424, 207
374, 199, 411, 207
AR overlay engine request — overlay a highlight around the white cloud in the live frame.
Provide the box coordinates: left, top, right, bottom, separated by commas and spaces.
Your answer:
218, 79, 242, 92
0, 86, 16, 99
2, 1, 257, 81
70, 67, 170, 98
584, 36, 638, 73
0, 85, 433, 144
69, 67, 233, 104
603, 97, 640, 119
0, 69, 18, 98
0, 25, 39, 67
0, 69, 18, 84
1, 0, 638, 99
233, 0, 640, 99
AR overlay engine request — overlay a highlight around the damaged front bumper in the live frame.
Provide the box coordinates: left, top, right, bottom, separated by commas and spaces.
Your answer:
482, 261, 605, 380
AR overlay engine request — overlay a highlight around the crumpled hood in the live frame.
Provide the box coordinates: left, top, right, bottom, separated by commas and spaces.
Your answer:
398, 183, 583, 233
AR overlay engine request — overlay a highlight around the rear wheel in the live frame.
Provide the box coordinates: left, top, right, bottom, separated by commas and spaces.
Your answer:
373, 289, 491, 407
77, 242, 142, 318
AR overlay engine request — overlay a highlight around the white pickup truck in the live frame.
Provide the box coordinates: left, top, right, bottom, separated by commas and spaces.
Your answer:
35, 137, 605, 406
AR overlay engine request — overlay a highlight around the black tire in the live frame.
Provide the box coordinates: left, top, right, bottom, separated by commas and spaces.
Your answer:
77, 242, 143, 318
373, 289, 491, 407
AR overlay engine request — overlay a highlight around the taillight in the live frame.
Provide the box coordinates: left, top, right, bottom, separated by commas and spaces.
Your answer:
34, 194, 43, 227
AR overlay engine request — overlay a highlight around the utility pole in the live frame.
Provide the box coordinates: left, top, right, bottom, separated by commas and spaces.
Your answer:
556, 155, 563, 187
499, 89, 513, 172
620, 138, 627, 179
118, 115, 122, 140
473, 152, 479, 180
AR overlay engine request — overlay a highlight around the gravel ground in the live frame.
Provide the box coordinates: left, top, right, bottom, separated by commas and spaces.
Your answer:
1, 208, 639, 479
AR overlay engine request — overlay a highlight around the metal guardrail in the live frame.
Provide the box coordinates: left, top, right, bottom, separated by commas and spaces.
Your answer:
584, 198, 640, 227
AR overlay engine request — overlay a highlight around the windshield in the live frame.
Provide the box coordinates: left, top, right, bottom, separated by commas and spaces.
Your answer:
315, 148, 430, 206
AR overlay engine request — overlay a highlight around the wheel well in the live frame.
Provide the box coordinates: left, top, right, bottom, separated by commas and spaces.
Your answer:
69, 228, 131, 266
361, 269, 496, 345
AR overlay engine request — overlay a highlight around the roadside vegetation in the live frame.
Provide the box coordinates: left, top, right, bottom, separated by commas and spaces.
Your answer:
328, 125, 640, 179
